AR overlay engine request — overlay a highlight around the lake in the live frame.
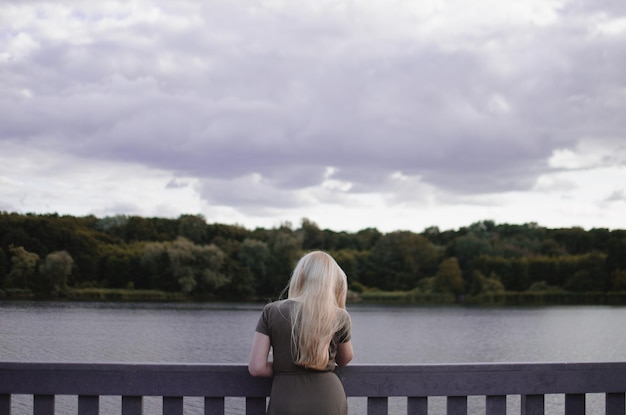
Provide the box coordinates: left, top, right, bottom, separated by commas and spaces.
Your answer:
2, 301, 626, 414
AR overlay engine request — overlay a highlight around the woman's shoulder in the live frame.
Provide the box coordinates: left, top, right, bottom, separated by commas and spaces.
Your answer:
262, 299, 297, 316
263, 298, 294, 309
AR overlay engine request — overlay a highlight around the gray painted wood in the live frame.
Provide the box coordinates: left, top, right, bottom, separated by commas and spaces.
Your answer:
407, 396, 427, 415
245, 397, 266, 415
3, 362, 626, 397
606, 392, 626, 415
447, 396, 467, 415
337, 363, 626, 396
34, 395, 54, 415
1, 362, 625, 414
122, 396, 142, 415
486, 395, 506, 415
78, 395, 99, 415
0, 394, 9, 415
521, 394, 544, 415
0, 362, 626, 397
163, 396, 183, 415
367, 397, 388, 415
564, 393, 584, 415
204, 397, 225, 415
0, 363, 270, 396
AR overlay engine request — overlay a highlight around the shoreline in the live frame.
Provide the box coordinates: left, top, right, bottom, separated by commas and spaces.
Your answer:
2, 287, 626, 307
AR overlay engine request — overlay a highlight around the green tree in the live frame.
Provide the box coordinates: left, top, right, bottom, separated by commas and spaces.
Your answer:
165, 238, 195, 292
606, 231, 626, 275
167, 237, 230, 295
469, 271, 505, 296
141, 242, 173, 290
0, 249, 7, 286
528, 256, 564, 286
433, 257, 464, 295
468, 220, 496, 238
239, 238, 271, 294
300, 218, 325, 250
367, 231, 439, 291
539, 239, 567, 256
124, 216, 159, 242
95, 215, 129, 232
331, 249, 359, 283
551, 227, 593, 254
473, 256, 530, 291
142, 237, 230, 295
194, 243, 229, 294
354, 227, 382, 250
510, 258, 530, 291
98, 243, 143, 288
178, 214, 207, 244
40, 251, 74, 294
563, 252, 607, 292
612, 270, 626, 291
216, 242, 256, 299
265, 229, 302, 296
448, 232, 492, 279
8, 245, 40, 290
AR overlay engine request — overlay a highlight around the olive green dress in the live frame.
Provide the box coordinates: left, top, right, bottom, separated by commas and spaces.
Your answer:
255, 299, 352, 415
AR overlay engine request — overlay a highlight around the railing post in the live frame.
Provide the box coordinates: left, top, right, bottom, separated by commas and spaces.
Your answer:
486, 395, 506, 415
367, 397, 388, 415
204, 397, 225, 415
407, 396, 427, 415
163, 396, 183, 415
245, 397, 266, 415
34, 395, 54, 415
521, 394, 544, 415
78, 395, 99, 415
564, 393, 584, 415
0, 394, 9, 415
447, 396, 467, 415
606, 392, 625, 415
122, 396, 143, 415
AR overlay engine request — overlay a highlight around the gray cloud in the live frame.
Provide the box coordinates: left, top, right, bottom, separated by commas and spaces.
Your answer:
1, 0, 625, 217
606, 190, 625, 202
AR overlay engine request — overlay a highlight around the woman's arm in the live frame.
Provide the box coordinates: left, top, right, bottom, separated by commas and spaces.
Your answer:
248, 332, 274, 377
335, 340, 353, 366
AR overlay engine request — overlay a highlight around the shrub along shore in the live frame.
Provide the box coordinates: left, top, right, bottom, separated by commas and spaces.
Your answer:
3, 287, 626, 307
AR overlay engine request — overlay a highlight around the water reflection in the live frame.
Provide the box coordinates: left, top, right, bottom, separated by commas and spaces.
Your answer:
349, 305, 626, 364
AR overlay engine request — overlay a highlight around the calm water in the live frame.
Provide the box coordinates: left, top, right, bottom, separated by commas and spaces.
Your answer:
2, 301, 626, 414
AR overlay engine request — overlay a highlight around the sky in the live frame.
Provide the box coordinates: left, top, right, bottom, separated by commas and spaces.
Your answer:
1, 0, 625, 234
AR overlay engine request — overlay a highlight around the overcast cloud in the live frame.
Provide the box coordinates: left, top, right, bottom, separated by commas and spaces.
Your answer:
1, 0, 625, 232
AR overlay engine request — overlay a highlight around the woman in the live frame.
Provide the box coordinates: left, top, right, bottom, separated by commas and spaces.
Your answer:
248, 251, 354, 415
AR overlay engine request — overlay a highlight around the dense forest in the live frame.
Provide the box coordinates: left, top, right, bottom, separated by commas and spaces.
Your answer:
1, 212, 625, 305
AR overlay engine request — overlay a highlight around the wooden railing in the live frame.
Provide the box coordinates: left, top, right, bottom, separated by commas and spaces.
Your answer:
1, 362, 626, 414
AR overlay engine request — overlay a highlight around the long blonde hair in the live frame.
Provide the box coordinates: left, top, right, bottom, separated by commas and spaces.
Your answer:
287, 251, 348, 370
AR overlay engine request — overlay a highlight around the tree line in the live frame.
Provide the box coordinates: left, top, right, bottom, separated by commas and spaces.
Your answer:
1, 212, 625, 303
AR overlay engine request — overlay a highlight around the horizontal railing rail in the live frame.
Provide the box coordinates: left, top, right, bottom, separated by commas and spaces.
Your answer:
1, 361, 625, 414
